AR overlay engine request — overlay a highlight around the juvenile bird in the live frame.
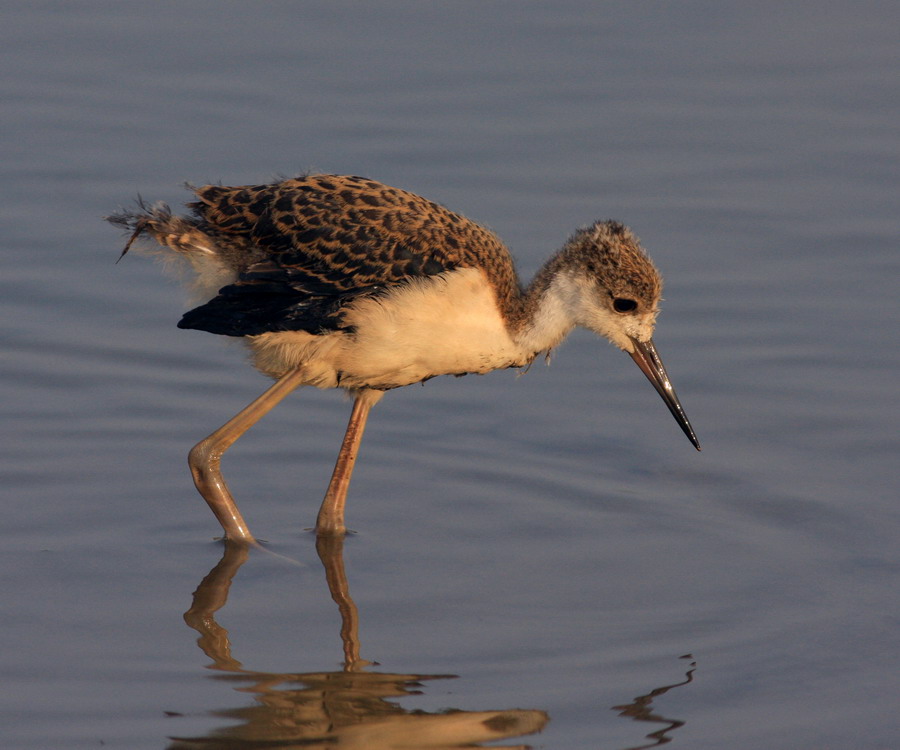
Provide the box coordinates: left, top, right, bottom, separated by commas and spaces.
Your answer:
110, 174, 699, 542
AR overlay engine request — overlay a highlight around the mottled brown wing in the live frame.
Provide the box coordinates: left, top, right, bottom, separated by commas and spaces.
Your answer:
178, 175, 519, 337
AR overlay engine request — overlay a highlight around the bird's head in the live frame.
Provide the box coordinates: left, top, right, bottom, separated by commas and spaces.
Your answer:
552, 221, 661, 351
550, 221, 700, 450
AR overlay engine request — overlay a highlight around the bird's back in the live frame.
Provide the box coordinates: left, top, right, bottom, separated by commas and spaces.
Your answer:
146, 174, 523, 337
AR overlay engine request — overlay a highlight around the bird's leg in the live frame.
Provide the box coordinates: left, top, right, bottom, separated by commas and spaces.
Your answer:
189, 367, 308, 542
315, 388, 384, 536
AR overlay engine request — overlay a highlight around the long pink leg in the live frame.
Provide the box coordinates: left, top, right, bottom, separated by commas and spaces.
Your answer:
188, 367, 308, 542
315, 388, 383, 536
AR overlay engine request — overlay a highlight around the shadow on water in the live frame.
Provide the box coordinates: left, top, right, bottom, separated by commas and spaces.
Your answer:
168, 537, 549, 749
168, 538, 695, 749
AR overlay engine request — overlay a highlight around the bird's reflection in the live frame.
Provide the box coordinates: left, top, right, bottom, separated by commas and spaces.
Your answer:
612, 654, 696, 749
168, 538, 548, 749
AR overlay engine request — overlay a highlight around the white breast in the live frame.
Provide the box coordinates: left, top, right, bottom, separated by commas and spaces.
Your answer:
246, 267, 533, 389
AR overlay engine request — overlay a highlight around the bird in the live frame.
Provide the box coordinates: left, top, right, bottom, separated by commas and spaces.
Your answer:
109, 173, 699, 542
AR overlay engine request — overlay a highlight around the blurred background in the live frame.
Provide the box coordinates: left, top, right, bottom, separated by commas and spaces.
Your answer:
1, 2, 897, 748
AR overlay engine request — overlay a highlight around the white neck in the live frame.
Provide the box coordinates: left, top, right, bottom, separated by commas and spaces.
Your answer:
513, 272, 583, 354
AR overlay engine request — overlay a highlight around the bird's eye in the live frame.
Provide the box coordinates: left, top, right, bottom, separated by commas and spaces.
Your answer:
613, 298, 638, 313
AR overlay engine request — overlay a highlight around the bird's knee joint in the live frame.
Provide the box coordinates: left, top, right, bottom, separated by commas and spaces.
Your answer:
189, 438, 221, 471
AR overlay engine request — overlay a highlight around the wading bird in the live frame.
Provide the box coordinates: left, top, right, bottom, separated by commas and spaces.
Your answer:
110, 174, 699, 542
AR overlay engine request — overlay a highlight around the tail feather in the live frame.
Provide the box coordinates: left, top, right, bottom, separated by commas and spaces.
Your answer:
107, 199, 217, 261
108, 198, 240, 302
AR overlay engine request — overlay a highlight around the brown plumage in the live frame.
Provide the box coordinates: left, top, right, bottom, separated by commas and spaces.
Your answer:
110, 174, 698, 542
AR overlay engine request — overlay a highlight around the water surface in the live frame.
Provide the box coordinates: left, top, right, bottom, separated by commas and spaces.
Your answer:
1, 2, 898, 748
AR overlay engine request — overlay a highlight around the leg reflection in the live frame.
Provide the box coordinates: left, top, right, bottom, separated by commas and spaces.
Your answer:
315, 533, 369, 671
171, 541, 548, 749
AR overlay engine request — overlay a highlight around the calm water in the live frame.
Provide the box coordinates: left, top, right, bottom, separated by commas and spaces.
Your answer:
2, 2, 898, 748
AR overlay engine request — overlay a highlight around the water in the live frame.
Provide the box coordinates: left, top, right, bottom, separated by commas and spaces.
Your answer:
1, 2, 898, 748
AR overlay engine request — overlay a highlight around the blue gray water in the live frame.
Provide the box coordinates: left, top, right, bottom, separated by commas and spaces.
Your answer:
1, 2, 898, 748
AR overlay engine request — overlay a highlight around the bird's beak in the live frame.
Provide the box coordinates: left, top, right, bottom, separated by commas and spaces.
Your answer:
628, 337, 701, 450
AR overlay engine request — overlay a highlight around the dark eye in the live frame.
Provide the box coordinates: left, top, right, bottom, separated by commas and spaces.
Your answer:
613, 298, 638, 313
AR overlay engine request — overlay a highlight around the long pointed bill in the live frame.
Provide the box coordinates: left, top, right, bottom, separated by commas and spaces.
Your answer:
628, 338, 701, 450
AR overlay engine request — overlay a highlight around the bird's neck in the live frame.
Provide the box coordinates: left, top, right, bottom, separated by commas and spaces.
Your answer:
510, 258, 583, 355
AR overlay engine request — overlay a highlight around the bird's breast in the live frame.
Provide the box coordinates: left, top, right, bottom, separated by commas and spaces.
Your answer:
246, 267, 532, 389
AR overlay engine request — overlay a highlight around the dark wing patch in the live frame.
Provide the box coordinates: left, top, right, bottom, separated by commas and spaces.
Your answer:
178, 254, 442, 336
178, 259, 394, 336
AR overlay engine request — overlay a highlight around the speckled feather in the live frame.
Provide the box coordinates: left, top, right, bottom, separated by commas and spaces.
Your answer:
162, 175, 525, 336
